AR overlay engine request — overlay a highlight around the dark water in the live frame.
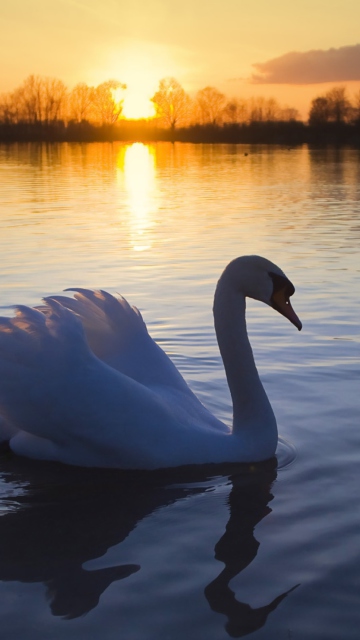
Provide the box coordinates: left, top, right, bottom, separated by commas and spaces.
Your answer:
0, 142, 359, 638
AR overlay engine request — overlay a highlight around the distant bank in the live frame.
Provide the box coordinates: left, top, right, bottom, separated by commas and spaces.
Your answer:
1, 121, 360, 146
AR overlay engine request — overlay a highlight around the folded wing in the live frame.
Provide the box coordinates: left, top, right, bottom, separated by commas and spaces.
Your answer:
47, 289, 192, 393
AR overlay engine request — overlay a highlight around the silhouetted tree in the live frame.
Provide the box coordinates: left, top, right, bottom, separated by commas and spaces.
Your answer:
92, 80, 126, 125
352, 89, 360, 124
326, 86, 351, 123
0, 91, 20, 123
42, 77, 68, 123
222, 97, 298, 125
1, 75, 68, 124
309, 96, 330, 125
196, 86, 226, 125
15, 75, 45, 123
248, 96, 281, 122
68, 83, 94, 122
222, 98, 248, 124
309, 86, 351, 125
151, 77, 191, 131
278, 106, 299, 121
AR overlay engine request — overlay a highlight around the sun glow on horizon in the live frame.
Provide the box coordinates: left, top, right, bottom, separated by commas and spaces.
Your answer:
100, 44, 184, 120
122, 85, 156, 119
107, 50, 160, 119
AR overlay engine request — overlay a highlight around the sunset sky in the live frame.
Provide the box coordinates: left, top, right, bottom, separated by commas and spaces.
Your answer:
2, 0, 360, 118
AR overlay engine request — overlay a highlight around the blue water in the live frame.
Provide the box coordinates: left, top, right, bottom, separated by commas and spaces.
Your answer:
0, 142, 359, 638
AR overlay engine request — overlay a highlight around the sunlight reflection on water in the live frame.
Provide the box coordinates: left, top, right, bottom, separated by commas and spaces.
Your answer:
117, 142, 158, 252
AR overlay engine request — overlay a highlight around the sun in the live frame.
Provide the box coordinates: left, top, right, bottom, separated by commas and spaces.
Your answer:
99, 43, 184, 120
122, 85, 156, 120
114, 48, 161, 119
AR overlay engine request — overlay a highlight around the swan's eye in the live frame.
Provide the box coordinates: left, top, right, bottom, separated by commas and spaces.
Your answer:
285, 282, 295, 298
269, 272, 295, 299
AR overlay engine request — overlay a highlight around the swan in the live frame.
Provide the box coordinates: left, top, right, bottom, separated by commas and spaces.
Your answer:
0, 256, 301, 469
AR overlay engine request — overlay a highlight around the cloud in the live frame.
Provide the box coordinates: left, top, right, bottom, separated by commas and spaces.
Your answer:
250, 44, 360, 84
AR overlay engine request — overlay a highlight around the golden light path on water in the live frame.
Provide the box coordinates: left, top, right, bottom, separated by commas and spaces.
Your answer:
116, 143, 159, 253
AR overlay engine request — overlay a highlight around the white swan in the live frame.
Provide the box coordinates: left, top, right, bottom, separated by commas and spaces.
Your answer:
0, 256, 301, 469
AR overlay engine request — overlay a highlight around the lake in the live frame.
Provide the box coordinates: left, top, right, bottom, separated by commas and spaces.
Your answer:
0, 141, 359, 639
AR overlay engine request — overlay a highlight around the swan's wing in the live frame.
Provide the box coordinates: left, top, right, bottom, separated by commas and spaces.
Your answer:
45, 289, 191, 393
0, 300, 180, 467
0, 300, 91, 440
0, 298, 229, 466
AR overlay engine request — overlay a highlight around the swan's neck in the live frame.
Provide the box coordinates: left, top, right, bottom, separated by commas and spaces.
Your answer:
213, 274, 277, 444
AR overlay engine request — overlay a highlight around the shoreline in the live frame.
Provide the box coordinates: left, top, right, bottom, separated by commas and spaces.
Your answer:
1, 121, 360, 146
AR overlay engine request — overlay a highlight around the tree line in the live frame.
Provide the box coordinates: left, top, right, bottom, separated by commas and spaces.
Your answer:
0, 76, 126, 125
309, 86, 360, 125
0, 74, 299, 127
0, 74, 360, 144
150, 77, 299, 129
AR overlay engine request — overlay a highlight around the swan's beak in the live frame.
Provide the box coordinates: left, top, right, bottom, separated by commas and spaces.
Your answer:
271, 290, 302, 331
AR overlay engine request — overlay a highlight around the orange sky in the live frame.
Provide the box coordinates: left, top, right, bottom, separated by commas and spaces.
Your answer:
2, 0, 360, 119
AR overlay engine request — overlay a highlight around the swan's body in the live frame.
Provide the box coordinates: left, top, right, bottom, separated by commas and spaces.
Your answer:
0, 256, 301, 469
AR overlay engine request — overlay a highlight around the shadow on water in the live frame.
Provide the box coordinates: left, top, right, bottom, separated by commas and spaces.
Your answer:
0, 454, 298, 636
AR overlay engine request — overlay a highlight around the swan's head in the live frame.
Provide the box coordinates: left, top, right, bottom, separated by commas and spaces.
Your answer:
223, 255, 302, 331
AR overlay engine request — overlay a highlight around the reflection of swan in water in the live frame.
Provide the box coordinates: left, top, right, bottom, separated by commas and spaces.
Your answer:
0, 459, 201, 619
0, 256, 301, 468
205, 467, 299, 636
0, 457, 298, 634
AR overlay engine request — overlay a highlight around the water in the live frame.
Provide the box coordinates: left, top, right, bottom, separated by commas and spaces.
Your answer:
0, 142, 359, 638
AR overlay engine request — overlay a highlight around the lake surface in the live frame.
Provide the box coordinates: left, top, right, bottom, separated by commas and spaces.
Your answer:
0, 142, 359, 639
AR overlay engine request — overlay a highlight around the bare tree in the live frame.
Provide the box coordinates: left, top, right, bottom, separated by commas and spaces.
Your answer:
4, 75, 68, 124
352, 89, 360, 124
196, 86, 226, 125
326, 86, 351, 123
69, 83, 95, 122
222, 98, 248, 124
151, 77, 191, 131
264, 97, 281, 121
278, 106, 299, 121
0, 91, 21, 123
309, 97, 330, 125
42, 77, 68, 123
248, 96, 281, 122
92, 80, 126, 125
222, 97, 297, 124
14, 75, 44, 123
309, 86, 351, 125
248, 97, 263, 123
